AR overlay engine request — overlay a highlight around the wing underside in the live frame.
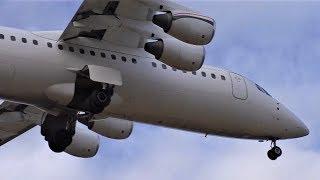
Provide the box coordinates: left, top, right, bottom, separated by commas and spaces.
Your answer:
59, 0, 191, 48
0, 102, 45, 146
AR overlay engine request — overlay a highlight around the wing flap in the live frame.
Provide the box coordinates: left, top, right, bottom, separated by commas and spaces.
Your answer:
0, 102, 46, 146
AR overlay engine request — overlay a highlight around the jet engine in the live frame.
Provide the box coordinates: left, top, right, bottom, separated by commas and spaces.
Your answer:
83, 118, 133, 140
153, 11, 215, 45
64, 127, 100, 158
144, 38, 205, 71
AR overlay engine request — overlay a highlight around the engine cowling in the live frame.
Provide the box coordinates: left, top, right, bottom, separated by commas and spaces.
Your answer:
153, 11, 215, 45
64, 127, 100, 158
144, 38, 205, 71
89, 118, 133, 140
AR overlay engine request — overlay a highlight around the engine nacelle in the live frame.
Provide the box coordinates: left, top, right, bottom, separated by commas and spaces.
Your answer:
144, 38, 205, 71
89, 118, 133, 140
153, 11, 215, 45
64, 127, 100, 158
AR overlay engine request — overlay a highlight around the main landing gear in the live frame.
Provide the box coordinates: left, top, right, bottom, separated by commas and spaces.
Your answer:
41, 114, 76, 153
267, 140, 282, 160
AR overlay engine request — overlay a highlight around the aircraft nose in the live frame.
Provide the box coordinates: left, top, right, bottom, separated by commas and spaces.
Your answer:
285, 109, 309, 138
293, 117, 309, 137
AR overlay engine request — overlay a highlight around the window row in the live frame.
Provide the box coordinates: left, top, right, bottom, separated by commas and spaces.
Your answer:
56, 44, 138, 64
152, 62, 226, 80
0, 34, 138, 64
0, 34, 40, 45
1, 34, 51, 47
1, 33, 224, 80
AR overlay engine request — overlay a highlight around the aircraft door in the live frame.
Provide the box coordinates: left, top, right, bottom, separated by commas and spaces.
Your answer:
230, 72, 248, 100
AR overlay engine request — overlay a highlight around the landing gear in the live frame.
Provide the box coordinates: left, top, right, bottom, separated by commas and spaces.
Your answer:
41, 114, 76, 153
48, 140, 68, 153
68, 80, 114, 114
47, 129, 73, 152
85, 88, 113, 114
68, 68, 115, 115
267, 140, 282, 160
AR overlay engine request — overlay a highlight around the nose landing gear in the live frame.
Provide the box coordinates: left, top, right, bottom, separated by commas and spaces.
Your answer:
267, 140, 282, 160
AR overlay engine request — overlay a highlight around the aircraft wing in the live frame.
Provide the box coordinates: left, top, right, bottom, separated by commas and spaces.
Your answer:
0, 101, 45, 146
59, 0, 203, 48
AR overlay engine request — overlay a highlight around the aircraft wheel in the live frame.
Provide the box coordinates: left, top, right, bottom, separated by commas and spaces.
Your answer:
267, 150, 277, 160
267, 145, 282, 160
272, 146, 282, 157
54, 130, 73, 147
93, 90, 109, 106
89, 90, 112, 114
48, 141, 66, 153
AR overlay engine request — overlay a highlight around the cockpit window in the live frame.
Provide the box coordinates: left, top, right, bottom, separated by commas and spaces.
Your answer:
256, 84, 271, 97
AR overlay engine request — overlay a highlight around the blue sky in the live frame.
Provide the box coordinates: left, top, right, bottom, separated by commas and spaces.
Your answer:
0, 1, 319, 179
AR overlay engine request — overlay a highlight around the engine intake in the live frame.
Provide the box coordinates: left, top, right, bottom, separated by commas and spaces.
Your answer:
144, 38, 205, 71
153, 11, 215, 45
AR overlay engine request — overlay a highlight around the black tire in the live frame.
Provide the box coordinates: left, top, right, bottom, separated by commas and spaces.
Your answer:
89, 102, 104, 114
41, 126, 46, 136
267, 150, 277, 160
96, 90, 108, 104
92, 90, 109, 107
90, 98, 110, 114
48, 141, 66, 153
272, 146, 282, 157
54, 130, 73, 147
83, 89, 111, 114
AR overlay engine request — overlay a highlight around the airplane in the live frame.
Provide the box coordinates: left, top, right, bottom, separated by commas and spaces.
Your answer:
0, 0, 309, 161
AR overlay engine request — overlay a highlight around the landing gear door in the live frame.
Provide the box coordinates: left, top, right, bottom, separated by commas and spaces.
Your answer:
67, 65, 122, 86
87, 65, 122, 86
230, 72, 248, 100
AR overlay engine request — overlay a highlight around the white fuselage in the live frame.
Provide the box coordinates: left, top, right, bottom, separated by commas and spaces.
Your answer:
0, 27, 309, 140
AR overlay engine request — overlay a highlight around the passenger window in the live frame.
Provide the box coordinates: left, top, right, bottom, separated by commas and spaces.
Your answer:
79, 49, 85, 54
0, 34, 4, 39
132, 58, 137, 64
22, 38, 27, 43
221, 75, 226, 80
172, 67, 177, 71
90, 51, 95, 56
69, 47, 74, 52
201, 72, 206, 77
162, 64, 167, 69
192, 71, 197, 75
10, 36, 16, 41
33, 40, 38, 45
101, 52, 106, 58
58, 44, 63, 50
211, 73, 216, 79
121, 56, 127, 62
47, 42, 52, 48
152, 62, 157, 67
111, 54, 116, 60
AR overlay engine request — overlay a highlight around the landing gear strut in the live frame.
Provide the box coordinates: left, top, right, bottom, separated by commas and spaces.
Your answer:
267, 140, 282, 160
